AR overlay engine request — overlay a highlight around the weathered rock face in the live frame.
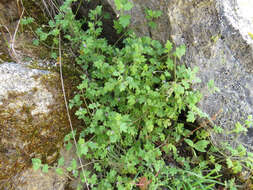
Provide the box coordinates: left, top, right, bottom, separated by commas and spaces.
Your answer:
0, 62, 70, 189
167, 0, 253, 147
11, 168, 66, 190
105, 0, 253, 147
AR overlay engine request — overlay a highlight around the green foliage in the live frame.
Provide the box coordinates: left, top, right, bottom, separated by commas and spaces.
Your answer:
185, 139, 210, 152
145, 8, 163, 29
42, 164, 49, 173
113, 0, 134, 32
115, 0, 133, 11
31, 0, 253, 189
21, 17, 34, 25
118, 14, 131, 28
218, 115, 253, 175
207, 79, 220, 93
32, 158, 42, 171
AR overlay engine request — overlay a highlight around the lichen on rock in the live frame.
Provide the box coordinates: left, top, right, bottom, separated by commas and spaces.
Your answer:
0, 62, 70, 188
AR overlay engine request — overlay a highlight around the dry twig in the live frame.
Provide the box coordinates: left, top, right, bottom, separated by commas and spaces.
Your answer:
58, 33, 90, 190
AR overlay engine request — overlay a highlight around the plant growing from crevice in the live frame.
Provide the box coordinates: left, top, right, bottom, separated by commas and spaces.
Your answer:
145, 8, 163, 29
28, 0, 253, 189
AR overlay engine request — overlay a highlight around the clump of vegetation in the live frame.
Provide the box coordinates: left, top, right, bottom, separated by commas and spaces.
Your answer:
24, 0, 253, 189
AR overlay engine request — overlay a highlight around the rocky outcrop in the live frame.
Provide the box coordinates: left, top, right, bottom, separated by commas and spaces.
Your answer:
10, 145, 83, 190
167, 0, 253, 147
11, 168, 66, 190
0, 62, 70, 189
105, 0, 253, 147
0, 1, 82, 189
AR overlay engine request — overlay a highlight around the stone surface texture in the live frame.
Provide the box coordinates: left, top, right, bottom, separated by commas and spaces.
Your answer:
0, 62, 69, 189
105, 0, 253, 147
10, 146, 83, 190
11, 168, 66, 190
169, 0, 253, 147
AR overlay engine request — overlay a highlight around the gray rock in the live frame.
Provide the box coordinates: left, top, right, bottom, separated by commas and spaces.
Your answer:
167, 0, 253, 147
0, 62, 70, 189
12, 168, 66, 190
0, 62, 52, 115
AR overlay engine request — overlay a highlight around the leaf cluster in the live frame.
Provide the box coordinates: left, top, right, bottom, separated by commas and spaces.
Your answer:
29, 0, 253, 189
145, 9, 163, 29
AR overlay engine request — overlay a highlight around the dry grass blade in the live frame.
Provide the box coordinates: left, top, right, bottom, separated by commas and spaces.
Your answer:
10, 8, 24, 63
58, 33, 90, 190
41, 0, 63, 19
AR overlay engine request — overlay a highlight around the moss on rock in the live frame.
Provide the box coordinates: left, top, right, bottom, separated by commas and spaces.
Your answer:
0, 65, 78, 188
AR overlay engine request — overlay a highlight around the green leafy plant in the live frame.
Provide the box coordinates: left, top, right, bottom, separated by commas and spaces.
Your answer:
219, 115, 253, 175
145, 8, 163, 29
207, 79, 220, 94
20, 17, 34, 25
30, 0, 253, 189
113, 0, 133, 33
32, 158, 49, 173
